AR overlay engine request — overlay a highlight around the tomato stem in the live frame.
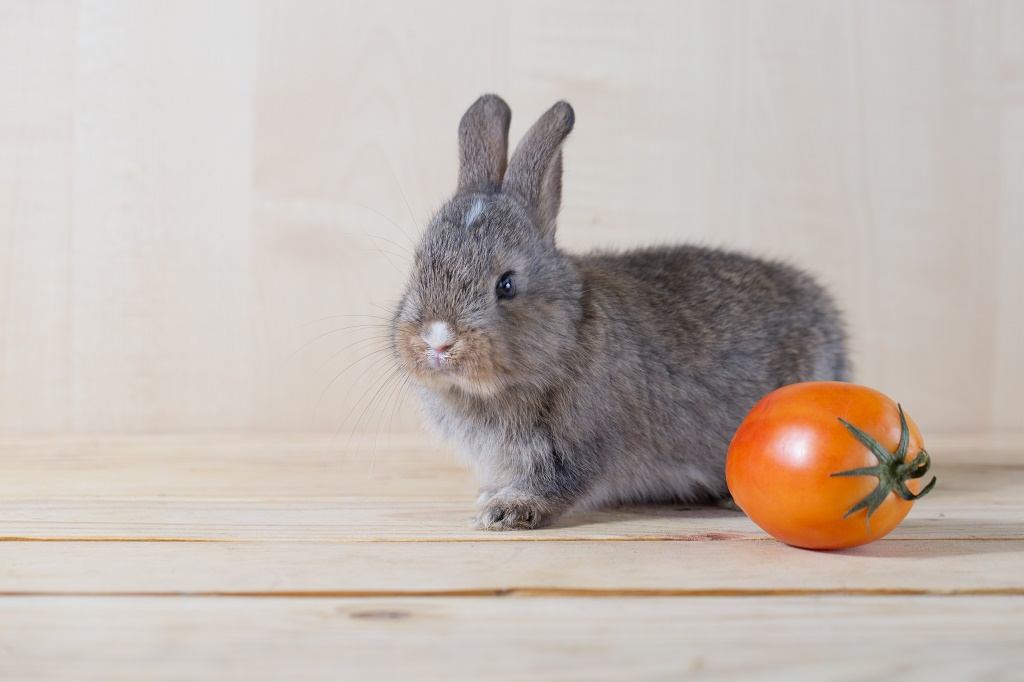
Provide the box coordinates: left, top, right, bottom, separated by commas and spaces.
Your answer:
831, 405, 937, 523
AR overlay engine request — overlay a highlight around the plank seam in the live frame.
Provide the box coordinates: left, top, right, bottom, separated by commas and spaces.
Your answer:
0, 588, 1021, 598
1, 536, 1020, 543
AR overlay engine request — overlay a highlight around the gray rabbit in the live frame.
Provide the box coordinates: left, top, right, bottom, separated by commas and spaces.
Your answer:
391, 95, 849, 530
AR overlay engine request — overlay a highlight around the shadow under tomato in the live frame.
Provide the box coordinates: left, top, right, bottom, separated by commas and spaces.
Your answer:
549, 504, 1022, 560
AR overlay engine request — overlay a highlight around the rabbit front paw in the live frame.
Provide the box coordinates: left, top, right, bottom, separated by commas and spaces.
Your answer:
475, 491, 548, 531
475, 486, 500, 507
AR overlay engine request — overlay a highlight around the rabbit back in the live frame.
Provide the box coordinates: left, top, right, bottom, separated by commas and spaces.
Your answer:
551, 244, 849, 507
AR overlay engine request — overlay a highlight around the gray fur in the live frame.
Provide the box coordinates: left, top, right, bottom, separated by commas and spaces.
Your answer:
391, 94, 849, 530
457, 94, 511, 194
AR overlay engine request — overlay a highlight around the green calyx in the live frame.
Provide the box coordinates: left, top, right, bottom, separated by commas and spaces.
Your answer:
831, 404, 937, 522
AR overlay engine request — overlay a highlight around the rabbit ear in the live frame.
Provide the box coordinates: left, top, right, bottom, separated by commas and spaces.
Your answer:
504, 101, 574, 239
457, 94, 512, 194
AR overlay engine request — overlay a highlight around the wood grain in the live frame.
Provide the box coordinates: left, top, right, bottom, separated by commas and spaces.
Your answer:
0, 436, 1017, 542
1, 539, 1022, 596
1, 596, 1020, 681
1, 1, 1021, 435
0, 495, 1020, 542
0, 433, 1016, 495
0, 435, 1020, 679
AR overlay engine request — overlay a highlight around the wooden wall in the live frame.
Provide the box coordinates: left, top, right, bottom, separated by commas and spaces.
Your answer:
1, 1, 1021, 435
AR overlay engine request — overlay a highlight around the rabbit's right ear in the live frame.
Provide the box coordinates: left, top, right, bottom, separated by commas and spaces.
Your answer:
457, 94, 512, 195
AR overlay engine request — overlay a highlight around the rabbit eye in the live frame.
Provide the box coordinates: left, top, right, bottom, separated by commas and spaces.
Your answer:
495, 271, 516, 300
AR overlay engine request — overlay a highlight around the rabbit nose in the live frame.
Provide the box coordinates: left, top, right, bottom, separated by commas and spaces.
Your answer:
423, 321, 455, 353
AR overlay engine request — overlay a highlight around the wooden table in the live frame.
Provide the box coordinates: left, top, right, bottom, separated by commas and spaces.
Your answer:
1, 434, 1021, 680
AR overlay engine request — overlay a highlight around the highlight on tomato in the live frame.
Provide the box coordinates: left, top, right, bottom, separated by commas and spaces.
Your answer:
725, 382, 937, 550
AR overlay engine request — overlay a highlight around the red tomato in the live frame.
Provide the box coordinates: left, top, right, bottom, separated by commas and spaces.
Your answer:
726, 382, 936, 550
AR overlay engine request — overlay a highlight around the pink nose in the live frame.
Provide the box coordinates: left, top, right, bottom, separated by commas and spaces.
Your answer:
429, 340, 453, 354
423, 321, 455, 355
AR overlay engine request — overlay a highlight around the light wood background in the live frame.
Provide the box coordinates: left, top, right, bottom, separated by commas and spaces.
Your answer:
1, 0, 1021, 436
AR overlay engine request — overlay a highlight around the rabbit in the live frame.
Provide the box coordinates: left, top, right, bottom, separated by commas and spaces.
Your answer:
390, 94, 849, 530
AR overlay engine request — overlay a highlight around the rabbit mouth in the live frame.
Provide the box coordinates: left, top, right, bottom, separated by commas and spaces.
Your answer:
394, 322, 459, 378
425, 349, 451, 371
394, 321, 504, 395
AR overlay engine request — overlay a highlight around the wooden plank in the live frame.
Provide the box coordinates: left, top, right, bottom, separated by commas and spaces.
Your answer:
0, 435, 474, 498
1, 539, 1021, 596
66, 2, 261, 433
0, 436, 1019, 541
0, 596, 1020, 681
0, 435, 1016, 498
0, 1, 77, 432
0, 494, 1020, 542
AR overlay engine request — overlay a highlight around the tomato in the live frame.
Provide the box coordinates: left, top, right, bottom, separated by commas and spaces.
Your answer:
725, 382, 936, 550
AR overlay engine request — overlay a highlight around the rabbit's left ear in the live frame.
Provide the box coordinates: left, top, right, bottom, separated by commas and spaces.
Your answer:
504, 101, 574, 240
